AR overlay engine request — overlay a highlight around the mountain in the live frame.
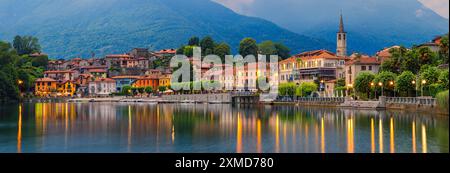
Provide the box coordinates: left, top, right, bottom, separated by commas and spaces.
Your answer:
0, 0, 333, 59
215, 0, 449, 55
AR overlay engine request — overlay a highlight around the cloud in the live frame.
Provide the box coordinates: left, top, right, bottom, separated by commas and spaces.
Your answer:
418, 0, 449, 18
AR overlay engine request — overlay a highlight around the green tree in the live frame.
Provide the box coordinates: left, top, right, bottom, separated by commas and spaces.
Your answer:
336, 78, 346, 87
395, 71, 416, 97
122, 85, 133, 96
13, 35, 41, 55
374, 71, 397, 96
278, 82, 296, 96
299, 82, 318, 97
274, 42, 291, 59
258, 41, 277, 56
439, 70, 449, 90
145, 86, 153, 96
213, 43, 231, 61
438, 34, 449, 64
200, 36, 215, 56
188, 36, 200, 46
416, 46, 437, 66
31, 55, 49, 68
0, 41, 20, 101
381, 46, 408, 73
158, 86, 167, 93
420, 66, 440, 86
354, 72, 375, 99
137, 87, 145, 96
400, 50, 420, 74
183, 46, 195, 57
239, 38, 258, 57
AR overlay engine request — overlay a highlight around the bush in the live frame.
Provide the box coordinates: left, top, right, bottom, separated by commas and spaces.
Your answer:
436, 90, 449, 113
298, 82, 318, 97
278, 82, 296, 96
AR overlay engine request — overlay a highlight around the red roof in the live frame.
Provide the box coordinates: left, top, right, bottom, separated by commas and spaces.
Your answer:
44, 70, 75, 74
281, 50, 347, 64
156, 49, 176, 54
88, 69, 107, 73
93, 78, 115, 83
345, 57, 381, 66
80, 65, 108, 69
106, 54, 131, 59
111, 76, 140, 79
35, 78, 57, 82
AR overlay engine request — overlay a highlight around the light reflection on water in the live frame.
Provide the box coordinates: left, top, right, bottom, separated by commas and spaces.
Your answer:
0, 102, 448, 153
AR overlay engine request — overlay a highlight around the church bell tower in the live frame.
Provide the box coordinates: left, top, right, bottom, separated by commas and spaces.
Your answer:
336, 14, 347, 57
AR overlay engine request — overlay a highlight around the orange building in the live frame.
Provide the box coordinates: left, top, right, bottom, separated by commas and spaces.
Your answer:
35, 78, 58, 97
35, 78, 76, 97
132, 75, 159, 89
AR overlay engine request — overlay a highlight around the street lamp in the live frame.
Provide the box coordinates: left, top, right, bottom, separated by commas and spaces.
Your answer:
412, 80, 417, 97
421, 80, 426, 97
378, 82, 384, 97
389, 81, 395, 97
370, 82, 376, 99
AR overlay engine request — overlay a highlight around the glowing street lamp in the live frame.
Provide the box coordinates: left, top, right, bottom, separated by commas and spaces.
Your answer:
378, 82, 384, 96
370, 82, 376, 99
421, 80, 427, 97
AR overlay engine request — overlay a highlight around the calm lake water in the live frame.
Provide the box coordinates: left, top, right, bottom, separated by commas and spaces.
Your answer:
0, 102, 448, 153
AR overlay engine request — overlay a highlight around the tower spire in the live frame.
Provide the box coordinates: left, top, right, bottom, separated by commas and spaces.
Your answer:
339, 13, 345, 33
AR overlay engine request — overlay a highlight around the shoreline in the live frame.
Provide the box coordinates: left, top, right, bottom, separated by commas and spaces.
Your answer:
19, 96, 449, 115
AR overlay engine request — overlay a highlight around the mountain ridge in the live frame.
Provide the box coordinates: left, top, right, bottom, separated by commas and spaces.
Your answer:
0, 0, 333, 59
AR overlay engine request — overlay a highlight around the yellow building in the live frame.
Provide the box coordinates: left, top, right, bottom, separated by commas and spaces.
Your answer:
35, 78, 58, 97
159, 74, 171, 88
35, 78, 76, 97
57, 80, 76, 97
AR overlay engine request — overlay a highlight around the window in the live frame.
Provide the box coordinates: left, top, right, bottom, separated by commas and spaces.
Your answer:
361, 66, 366, 71
369, 66, 372, 71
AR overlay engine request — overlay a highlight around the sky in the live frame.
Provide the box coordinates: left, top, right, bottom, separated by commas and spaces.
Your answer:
215, 0, 449, 19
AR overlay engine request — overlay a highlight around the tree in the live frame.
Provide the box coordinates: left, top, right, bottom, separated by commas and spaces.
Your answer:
395, 71, 416, 97
183, 46, 195, 57
137, 87, 145, 96
439, 70, 449, 90
438, 34, 449, 64
278, 82, 296, 96
31, 55, 49, 68
158, 86, 167, 93
122, 85, 133, 96
258, 41, 277, 56
0, 41, 20, 101
416, 46, 437, 66
354, 72, 375, 99
299, 82, 318, 97
400, 50, 420, 74
145, 86, 153, 96
274, 42, 291, 60
200, 36, 215, 56
13, 35, 41, 55
239, 38, 258, 57
381, 46, 408, 73
420, 66, 440, 86
188, 36, 200, 46
213, 43, 231, 61
176, 45, 185, 55
374, 71, 397, 96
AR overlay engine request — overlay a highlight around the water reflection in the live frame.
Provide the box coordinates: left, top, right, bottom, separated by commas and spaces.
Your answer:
0, 102, 447, 153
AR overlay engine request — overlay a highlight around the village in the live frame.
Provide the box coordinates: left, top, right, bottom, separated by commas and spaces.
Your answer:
33, 15, 447, 103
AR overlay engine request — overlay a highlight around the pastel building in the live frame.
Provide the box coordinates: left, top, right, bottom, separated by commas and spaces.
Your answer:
111, 76, 139, 92
88, 78, 117, 97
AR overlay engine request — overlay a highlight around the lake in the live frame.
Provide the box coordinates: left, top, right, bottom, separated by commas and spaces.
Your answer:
0, 102, 448, 153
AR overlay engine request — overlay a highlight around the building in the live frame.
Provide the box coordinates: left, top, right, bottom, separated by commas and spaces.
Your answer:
57, 80, 76, 97
279, 50, 348, 84
88, 78, 117, 97
35, 78, 58, 97
375, 46, 401, 62
159, 73, 172, 88
132, 75, 159, 89
88, 68, 108, 78
336, 14, 347, 57
34, 78, 76, 97
345, 55, 382, 86
44, 70, 78, 81
154, 49, 176, 57
111, 76, 140, 92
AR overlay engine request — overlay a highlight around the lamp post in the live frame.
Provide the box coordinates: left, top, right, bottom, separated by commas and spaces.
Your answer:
378, 82, 384, 97
371, 82, 375, 99
421, 80, 426, 97
412, 80, 416, 97
389, 81, 395, 97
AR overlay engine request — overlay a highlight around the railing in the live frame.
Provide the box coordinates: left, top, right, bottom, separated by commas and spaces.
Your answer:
385, 97, 436, 106
277, 96, 345, 103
